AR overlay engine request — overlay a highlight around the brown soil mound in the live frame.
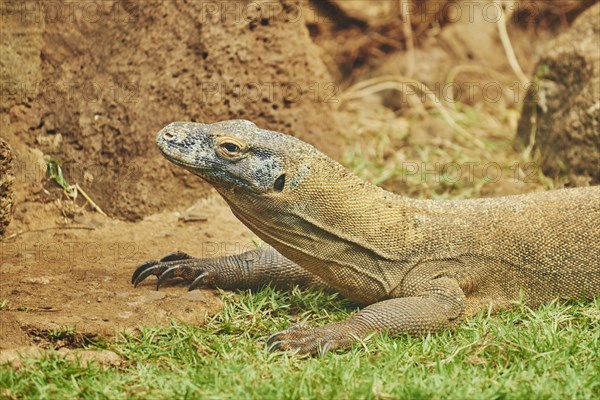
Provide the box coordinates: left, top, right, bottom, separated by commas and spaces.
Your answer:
0, 138, 15, 235
516, 4, 600, 185
2, 0, 342, 222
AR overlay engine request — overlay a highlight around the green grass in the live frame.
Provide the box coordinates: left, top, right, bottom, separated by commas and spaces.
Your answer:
1, 287, 599, 399
46, 159, 75, 196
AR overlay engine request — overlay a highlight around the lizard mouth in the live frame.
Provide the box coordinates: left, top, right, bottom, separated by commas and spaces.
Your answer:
157, 145, 225, 187
157, 146, 209, 171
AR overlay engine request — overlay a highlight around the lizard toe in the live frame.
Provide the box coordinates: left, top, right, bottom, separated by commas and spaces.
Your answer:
132, 252, 193, 285
265, 331, 285, 347
159, 251, 193, 262
319, 341, 337, 356
133, 256, 211, 289
131, 260, 160, 284
266, 336, 326, 355
266, 323, 358, 355
133, 264, 168, 288
264, 327, 318, 355
156, 266, 180, 290
265, 324, 308, 346
188, 272, 210, 291
266, 340, 283, 352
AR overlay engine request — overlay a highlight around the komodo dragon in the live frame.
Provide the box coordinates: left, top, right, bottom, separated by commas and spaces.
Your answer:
132, 119, 600, 355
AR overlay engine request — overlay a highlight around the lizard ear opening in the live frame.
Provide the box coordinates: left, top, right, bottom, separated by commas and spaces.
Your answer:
273, 174, 286, 192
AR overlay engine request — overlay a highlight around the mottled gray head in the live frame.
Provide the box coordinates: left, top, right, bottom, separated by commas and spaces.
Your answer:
156, 120, 324, 197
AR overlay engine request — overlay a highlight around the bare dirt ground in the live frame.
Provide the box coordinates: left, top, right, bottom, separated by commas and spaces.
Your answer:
1, 194, 253, 351
0, 0, 596, 361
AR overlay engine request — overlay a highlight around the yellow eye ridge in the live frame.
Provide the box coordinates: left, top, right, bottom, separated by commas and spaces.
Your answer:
216, 136, 244, 157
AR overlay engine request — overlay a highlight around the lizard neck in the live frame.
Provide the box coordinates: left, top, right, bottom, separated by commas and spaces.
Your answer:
220, 159, 425, 304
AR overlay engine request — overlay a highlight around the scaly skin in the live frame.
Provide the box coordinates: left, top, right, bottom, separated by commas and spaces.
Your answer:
133, 119, 600, 355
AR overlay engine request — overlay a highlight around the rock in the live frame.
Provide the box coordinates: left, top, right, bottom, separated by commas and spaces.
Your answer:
516, 4, 600, 184
327, 0, 396, 27
57, 348, 122, 367
0, 347, 122, 368
180, 290, 209, 302
20, 276, 51, 285
0, 346, 44, 368
117, 311, 132, 319
0, 138, 15, 236
139, 291, 166, 303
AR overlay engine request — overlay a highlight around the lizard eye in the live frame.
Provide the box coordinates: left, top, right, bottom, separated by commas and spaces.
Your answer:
219, 141, 242, 156
273, 174, 285, 192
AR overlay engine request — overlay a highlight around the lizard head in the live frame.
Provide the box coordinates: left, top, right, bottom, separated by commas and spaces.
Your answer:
156, 119, 327, 199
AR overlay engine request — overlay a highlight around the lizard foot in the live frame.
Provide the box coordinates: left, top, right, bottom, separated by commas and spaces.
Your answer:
131, 251, 207, 289
265, 322, 363, 356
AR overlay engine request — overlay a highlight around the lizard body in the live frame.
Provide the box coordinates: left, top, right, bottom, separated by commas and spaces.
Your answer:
133, 120, 600, 354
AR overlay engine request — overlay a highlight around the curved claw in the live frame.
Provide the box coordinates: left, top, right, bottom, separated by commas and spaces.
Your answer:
267, 340, 283, 352
264, 324, 342, 356
319, 341, 333, 356
133, 265, 163, 288
156, 266, 179, 290
188, 272, 209, 291
159, 251, 192, 263
266, 338, 302, 356
266, 331, 283, 346
265, 325, 304, 346
131, 260, 159, 285
131, 252, 192, 285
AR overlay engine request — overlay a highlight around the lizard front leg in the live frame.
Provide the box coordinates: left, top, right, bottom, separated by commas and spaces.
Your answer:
266, 276, 466, 355
131, 245, 332, 292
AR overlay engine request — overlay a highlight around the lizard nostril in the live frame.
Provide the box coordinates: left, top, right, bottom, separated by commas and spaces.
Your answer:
163, 131, 175, 140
